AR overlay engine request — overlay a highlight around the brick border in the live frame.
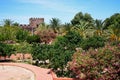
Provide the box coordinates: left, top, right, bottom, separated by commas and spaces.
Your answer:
0, 62, 78, 80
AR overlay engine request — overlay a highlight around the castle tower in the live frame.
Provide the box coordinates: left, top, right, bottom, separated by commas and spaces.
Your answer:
29, 18, 44, 28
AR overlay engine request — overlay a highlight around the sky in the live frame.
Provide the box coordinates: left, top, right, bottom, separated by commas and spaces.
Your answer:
0, 0, 120, 24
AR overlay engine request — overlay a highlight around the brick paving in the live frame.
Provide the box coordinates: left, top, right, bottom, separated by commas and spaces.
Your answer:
0, 63, 53, 80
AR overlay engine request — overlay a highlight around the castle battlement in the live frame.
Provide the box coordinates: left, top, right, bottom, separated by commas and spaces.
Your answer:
29, 18, 44, 20
20, 17, 44, 31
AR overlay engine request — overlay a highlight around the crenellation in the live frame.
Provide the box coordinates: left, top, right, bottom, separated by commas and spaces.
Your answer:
20, 17, 44, 31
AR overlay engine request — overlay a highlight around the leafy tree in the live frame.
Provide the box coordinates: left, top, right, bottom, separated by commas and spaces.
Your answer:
104, 13, 120, 41
104, 13, 120, 29
71, 12, 94, 26
3, 19, 13, 27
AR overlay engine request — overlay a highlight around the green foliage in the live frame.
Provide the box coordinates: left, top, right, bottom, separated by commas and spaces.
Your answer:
50, 18, 61, 33
1, 12, 120, 78
14, 42, 32, 53
54, 30, 82, 50
49, 31, 82, 77
71, 12, 94, 26
50, 45, 74, 77
0, 43, 15, 57
3, 19, 13, 27
104, 13, 120, 29
71, 21, 91, 38
69, 44, 120, 80
26, 35, 40, 43
31, 33, 78, 77
16, 28, 29, 42
31, 43, 51, 61
64, 31, 82, 49
81, 36, 105, 50
63, 23, 72, 32
0, 26, 20, 41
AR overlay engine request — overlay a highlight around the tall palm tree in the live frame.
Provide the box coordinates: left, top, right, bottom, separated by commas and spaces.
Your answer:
50, 18, 61, 34
93, 19, 105, 36
3, 19, 13, 27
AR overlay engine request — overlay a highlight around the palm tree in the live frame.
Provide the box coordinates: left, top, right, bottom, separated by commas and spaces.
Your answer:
3, 19, 13, 27
50, 18, 61, 34
93, 19, 105, 36
63, 23, 71, 31
107, 23, 120, 41
60, 23, 72, 35
71, 21, 92, 38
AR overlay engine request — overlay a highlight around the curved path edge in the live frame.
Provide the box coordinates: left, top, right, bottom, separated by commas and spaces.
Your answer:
0, 62, 53, 80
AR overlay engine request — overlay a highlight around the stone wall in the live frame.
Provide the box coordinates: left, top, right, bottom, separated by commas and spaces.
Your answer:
29, 18, 44, 28
20, 18, 44, 31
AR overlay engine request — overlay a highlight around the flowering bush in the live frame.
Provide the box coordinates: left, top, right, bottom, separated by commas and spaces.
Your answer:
69, 44, 120, 80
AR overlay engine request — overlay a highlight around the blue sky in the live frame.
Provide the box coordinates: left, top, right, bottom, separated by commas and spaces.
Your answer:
0, 0, 120, 24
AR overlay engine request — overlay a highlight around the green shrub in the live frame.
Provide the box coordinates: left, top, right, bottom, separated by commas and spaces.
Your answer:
31, 43, 52, 61
54, 31, 83, 50
16, 29, 29, 42
0, 43, 15, 57
31, 31, 82, 77
14, 42, 32, 53
64, 31, 82, 49
0, 26, 19, 41
50, 31, 82, 77
81, 36, 105, 50
26, 35, 40, 43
